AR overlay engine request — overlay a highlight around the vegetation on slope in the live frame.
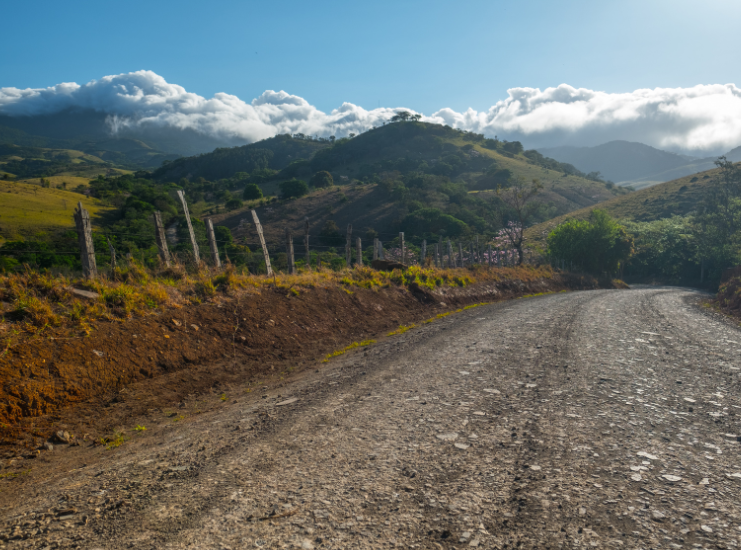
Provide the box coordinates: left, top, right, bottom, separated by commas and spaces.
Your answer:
1, 121, 628, 273
537, 158, 741, 287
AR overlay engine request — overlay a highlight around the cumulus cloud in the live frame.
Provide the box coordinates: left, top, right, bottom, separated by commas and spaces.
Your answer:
1, 70, 740, 154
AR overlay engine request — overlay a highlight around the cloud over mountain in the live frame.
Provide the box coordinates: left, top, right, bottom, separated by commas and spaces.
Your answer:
1, 70, 740, 154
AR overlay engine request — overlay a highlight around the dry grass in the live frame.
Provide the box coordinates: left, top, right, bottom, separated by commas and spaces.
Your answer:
0, 263, 554, 352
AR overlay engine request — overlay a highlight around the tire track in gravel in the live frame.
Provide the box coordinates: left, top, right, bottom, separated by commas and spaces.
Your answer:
2, 287, 740, 550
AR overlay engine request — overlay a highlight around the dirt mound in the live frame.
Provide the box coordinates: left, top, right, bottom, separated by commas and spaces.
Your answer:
0, 267, 606, 453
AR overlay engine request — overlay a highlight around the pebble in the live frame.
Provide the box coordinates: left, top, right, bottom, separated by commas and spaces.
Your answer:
637, 452, 658, 460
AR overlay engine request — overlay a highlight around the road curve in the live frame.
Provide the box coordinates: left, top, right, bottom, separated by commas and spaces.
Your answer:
2, 287, 741, 549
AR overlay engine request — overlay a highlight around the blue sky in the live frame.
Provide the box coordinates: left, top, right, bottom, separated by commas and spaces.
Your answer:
3, 0, 741, 114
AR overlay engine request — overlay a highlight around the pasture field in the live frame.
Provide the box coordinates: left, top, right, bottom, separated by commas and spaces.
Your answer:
0, 180, 111, 238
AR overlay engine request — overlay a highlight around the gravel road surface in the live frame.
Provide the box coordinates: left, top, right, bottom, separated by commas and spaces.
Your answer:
2, 287, 740, 549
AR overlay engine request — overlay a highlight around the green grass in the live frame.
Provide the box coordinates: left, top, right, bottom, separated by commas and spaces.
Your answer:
322, 339, 376, 362
525, 167, 719, 248
0, 180, 111, 236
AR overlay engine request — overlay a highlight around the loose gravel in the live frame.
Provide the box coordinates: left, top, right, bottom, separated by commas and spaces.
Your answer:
1, 286, 740, 549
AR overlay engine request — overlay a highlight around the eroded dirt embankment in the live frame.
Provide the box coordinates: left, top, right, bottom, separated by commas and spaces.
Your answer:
0, 268, 606, 454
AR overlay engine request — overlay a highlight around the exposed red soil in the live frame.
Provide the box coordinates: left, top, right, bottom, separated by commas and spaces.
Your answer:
0, 269, 605, 455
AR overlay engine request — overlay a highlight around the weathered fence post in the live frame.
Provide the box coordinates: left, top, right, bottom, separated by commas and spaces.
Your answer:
251, 209, 272, 276
458, 242, 464, 267
420, 239, 427, 265
399, 232, 405, 266
285, 228, 296, 275
153, 211, 171, 267
176, 190, 200, 264
372, 238, 379, 261
476, 236, 481, 264
356, 237, 363, 266
378, 240, 384, 260
469, 241, 475, 265
205, 218, 221, 268
74, 202, 97, 279
304, 218, 311, 270
488, 244, 493, 267
107, 238, 117, 270
447, 239, 453, 268
345, 224, 353, 267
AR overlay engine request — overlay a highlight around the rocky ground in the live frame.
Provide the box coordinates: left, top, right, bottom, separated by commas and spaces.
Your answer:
1, 286, 740, 549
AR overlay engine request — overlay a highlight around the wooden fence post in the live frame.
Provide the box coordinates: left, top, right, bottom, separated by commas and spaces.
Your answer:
447, 239, 452, 268
372, 238, 379, 261
153, 211, 171, 267
345, 224, 353, 267
458, 242, 464, 267
74, 202, 97, 279
420, 239, 426, 265
107, 238, 117, 271
488, 244, 493, 267
176, 190, 200, 265
304, 219, 311, 270
356, 237, 363, 266
286, 228, 295, 274
251, 209, 272, 276
378, 240, 384, 260
205, 218, 221, 268
399, 232, 405, 266
475, 236, 480, 264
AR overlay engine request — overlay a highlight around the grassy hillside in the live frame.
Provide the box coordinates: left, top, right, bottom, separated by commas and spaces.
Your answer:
0, 180, 111, 239
168, 123, 625, 243
0, 122, 632, 271
0, 140, 177, 178
524, 165, 719, 248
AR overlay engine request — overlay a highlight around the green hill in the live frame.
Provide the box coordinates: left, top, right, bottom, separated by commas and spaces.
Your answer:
155, 122, 625, 240
524, 166, 720, 248
0, 121, 635, 271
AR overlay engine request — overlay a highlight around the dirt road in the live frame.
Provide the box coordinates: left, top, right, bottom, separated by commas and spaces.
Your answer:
2, 287, 740, 549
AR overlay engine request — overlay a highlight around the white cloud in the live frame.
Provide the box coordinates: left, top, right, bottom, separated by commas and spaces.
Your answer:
1, 71, 740, 154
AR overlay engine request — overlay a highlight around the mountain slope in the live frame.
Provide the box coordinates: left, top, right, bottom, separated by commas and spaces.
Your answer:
538, 140, 718, 186
524, 166, 720, 248
198, 122, 625, 243
0, 109, 233, 161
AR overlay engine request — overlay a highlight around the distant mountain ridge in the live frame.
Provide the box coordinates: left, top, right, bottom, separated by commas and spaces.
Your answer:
0, 108, 238, 167
538, 140, 729, 187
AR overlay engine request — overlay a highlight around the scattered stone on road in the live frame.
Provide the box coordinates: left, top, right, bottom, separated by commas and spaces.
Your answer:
1, 287, 740, 549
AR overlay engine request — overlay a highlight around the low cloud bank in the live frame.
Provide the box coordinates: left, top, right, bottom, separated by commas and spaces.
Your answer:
1, 70, 740, 154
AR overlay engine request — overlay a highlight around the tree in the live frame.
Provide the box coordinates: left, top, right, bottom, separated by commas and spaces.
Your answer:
390, 110, 412, 123
225, 198, 243, 211
502, 141, 524, 155
411, 114, 422, 122
279, 178, 309, 199
496, 177, 543, 264
547, 210, 634, 275
310, 170, 334, 188
243, 183, 263, 200
693, 156, 741, 281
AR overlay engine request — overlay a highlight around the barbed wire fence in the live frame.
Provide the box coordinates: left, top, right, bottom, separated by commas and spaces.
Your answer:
0, 196, 547, 278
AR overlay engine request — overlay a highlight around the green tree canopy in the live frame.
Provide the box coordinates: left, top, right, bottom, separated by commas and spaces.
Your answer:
243, 183, 263, 200
279, 178, 309, 199
547, 209, 634, 274
310, 170, 334, 188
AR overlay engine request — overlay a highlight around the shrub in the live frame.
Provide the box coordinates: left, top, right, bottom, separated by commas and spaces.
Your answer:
280, 179, 309, 199
243, 183, 263, 200
225, 198, 244, 210
310, 171, 334, 188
